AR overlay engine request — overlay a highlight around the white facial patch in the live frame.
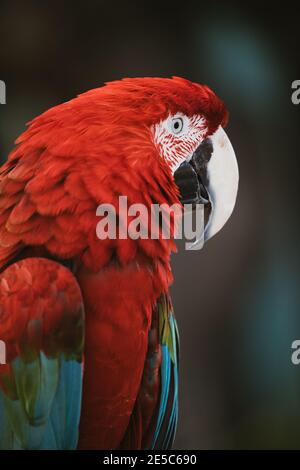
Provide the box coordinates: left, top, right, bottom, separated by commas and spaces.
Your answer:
152, 113, 207, 173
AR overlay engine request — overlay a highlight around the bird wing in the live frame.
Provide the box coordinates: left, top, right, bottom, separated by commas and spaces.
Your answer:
120, 293, 179, 450
0, 257, 84, 449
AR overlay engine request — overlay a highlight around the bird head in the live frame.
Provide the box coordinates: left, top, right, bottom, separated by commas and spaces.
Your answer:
82, 76, 238, 242
147, 77, 239, 243
4, 76, 239, 273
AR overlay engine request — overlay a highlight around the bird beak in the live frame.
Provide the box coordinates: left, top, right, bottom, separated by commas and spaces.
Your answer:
173, 126, 239, 243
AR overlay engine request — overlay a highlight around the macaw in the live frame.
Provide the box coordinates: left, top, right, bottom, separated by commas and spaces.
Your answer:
0, 77, 238, 450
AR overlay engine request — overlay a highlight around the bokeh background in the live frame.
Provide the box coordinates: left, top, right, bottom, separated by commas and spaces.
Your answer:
0, 0, 299, 449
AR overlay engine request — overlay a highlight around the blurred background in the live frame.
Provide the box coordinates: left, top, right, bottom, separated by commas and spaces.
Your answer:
0, 0, 299, 449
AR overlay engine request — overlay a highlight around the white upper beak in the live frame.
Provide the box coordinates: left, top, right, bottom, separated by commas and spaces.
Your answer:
204, 126, 239, 241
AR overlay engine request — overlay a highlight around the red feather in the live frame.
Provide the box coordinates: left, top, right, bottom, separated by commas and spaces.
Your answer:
0, 77, 227, 448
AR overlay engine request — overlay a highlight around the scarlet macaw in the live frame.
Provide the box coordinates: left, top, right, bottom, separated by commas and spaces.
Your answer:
0, 77, 238, 449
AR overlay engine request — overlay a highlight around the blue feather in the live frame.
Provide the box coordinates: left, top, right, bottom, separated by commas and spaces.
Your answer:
151, 310, 179, 449
152, 346, 171, 448
0, 354, 83, 450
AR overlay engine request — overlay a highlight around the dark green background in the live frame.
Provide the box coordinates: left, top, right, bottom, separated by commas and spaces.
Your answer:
0, 0, 299, 449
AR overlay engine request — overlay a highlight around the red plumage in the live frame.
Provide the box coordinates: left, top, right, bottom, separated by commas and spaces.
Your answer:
0, 77, 228, 449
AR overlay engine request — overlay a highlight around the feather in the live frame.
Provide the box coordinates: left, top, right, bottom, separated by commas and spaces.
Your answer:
119, 293, 179, 450
0, 77, 227, 449
0, 258, 84, 449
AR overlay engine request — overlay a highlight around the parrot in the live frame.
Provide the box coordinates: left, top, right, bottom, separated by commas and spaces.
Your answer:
0, 77, 238, 450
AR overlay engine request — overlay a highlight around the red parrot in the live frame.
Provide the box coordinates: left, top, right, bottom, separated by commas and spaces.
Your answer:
0, 77, 238, 449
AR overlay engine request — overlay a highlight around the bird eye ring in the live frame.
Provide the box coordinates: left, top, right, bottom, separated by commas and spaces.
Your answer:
171, 117, 184, 134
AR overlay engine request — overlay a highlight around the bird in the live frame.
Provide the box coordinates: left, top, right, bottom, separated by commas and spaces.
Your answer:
0, 77, 238, 449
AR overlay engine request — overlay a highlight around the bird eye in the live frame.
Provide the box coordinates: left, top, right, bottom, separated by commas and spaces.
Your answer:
171, 117, 184, 134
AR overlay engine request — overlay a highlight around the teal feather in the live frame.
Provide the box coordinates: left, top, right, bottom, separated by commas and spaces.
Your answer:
163, 315, 179, 448
151, 302, 179, 450
152, 345, 171, 448
0, 258, 85, 450
0, 354, 83, 449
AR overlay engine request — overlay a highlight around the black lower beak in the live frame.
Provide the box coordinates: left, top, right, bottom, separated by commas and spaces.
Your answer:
173, 138, 213, 207
173, 161, 209, 205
